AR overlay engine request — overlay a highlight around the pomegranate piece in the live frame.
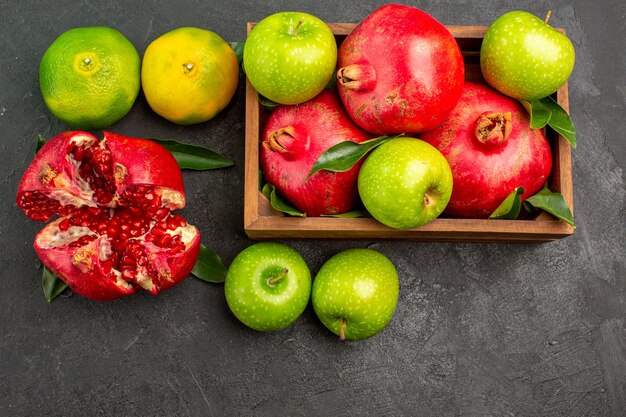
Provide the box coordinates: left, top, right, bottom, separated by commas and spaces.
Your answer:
261, 89, 373, 216
16, 131, 200, 301
421, 82, 553, 218
336, 4, 465, 135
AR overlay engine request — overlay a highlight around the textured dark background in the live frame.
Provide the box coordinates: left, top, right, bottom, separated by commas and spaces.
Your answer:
1, 1, 624, 416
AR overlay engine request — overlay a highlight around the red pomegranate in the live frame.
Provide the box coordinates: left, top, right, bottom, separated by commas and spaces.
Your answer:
336, 4, 464, 135
16, 131, 200, 301
260, 89, 373, 216
420, 82, 553, 218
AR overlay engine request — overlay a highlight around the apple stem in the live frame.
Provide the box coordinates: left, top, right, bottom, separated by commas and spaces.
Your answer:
544, 10, 551, 25
292, 19, 304, 35
268, 268, 289, 285
339, 317, 346, 341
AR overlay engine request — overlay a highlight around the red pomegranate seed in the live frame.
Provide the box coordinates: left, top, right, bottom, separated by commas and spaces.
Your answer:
106, 225, 118, 237
128, 243, 143, 258
150, 194, 162, 207
154, 208, 169, 220
59, 219, 71, 231
73, 146, 84, 161
169, 244, 185, 255
166, 216, 179, 230
151, 227, 165, 236
114, 240, 128, 253
158, 234, 172, 247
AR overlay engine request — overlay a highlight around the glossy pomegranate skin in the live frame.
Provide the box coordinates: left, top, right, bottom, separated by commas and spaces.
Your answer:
421, 82, 553, 218
17, 131, 186, 220
102, 131, 186, 208
260, 89, 373, 216
336, 4, 464, 135
33, 215, 201, 301
16, 131, 199, 301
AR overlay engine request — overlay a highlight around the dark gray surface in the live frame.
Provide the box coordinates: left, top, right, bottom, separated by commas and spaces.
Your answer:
1, 1, 624, 416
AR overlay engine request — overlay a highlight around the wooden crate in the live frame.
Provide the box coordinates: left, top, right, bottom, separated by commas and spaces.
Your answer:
244, 23, 574, 242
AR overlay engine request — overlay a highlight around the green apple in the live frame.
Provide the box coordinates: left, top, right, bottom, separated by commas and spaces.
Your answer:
358, 137, 453, 229
480, 10, 576, 100
224, 242, 311, 332
312, 248, 399, 341
243, 11, 337, 105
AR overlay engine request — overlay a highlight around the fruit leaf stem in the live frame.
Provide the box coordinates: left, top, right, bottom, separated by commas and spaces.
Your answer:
339, 317, 346, 341
544, 10, 552, 25
291, 19, 305, 36
268, 268, 289, 285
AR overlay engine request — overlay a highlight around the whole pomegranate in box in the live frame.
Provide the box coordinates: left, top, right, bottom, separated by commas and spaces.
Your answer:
16, 131, 200, 301
336, 4, 464, 135
421, 82, 553, 218
260, 89, 372, 216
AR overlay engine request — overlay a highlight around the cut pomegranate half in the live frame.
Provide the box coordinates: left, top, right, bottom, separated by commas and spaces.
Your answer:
16, 131, 200, 301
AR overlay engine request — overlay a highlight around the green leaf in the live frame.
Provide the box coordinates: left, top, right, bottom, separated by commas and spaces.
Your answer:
261, 183, 306, 217
525, 187, 576, 227
307, 135, 398, 180
489, 187, 525, 220
320, 210, 366, 218
191, 244, 228, 283
146, 138, 233, 170
523, 100, 551, 129
229, 41, 244, 65
522, 201, 535, 214
258, 95, 280, 108
42, 266, 68, 302
524, 97, 576, 148
258, 170, 264, 191
542, 96, 577, 148
325, 75, 337, 89
35, 134, 46, 154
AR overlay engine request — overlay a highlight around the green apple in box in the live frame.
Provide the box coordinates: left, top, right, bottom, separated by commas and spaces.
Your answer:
244, 11, 337, 105
480, 10, 575, 100
358, 138, 453, 230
